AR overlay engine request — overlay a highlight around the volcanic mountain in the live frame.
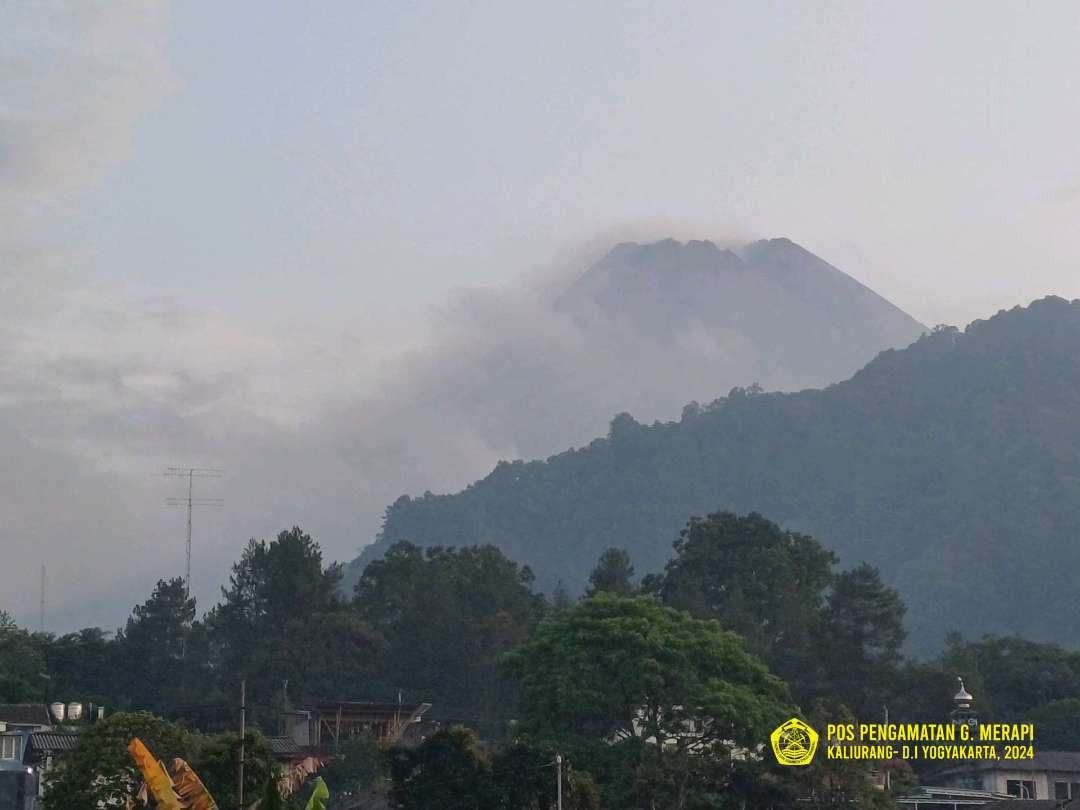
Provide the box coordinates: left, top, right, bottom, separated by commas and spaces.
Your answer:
349, 296, 1080, 651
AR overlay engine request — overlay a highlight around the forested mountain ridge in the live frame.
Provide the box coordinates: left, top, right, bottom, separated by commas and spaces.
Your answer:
349, 296, 1080, 650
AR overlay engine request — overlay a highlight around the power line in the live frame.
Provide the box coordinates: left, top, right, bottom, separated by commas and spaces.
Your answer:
165, 466, 223, 599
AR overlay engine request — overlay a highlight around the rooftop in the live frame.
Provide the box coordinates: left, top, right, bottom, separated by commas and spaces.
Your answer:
0, 705, 51, 728
935, 750, 1080, 775
28, 731, 80, 755
268, 736, 301, 757
979, 801, 1064, 810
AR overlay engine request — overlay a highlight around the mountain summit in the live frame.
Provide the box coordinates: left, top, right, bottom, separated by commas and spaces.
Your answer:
556, 237, 926, 397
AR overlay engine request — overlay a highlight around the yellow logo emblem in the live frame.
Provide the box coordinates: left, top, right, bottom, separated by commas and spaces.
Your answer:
771, 718, 819, 766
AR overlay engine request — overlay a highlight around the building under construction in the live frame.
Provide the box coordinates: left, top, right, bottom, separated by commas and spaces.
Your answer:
279, 700, 431, 753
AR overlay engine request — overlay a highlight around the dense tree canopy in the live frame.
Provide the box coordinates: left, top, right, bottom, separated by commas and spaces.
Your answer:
10, 504, 1080, 810
114, 578, 198, 714
387, 726, 599, 810
354, 541, 546, 734
818, 563, 907, 716
648, 511, 835, 682
206, 527, 354, 706
503, 594, 792, 809
938, 634, 1080, 720
0, 610, 45, 702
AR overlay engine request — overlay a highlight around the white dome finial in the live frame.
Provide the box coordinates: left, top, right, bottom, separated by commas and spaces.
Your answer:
954, 677, 973, 702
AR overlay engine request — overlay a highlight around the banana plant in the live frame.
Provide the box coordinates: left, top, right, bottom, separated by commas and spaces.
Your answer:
303, 777, 329, 810
127, 738, 184, 810
170, 757, 220, 810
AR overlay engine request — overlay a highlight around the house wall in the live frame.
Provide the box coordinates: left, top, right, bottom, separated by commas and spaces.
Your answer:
978, 768, 1080, 800
0, 734, 29, 773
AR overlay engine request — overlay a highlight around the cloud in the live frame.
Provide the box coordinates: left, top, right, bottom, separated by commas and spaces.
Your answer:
0, 2, 173, 203
2, 220, 768, 629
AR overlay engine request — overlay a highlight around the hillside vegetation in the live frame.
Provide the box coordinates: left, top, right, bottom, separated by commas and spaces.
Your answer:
351, 296, 1080, 650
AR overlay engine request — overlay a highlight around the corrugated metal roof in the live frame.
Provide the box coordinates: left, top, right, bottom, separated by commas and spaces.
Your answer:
269, 736, 301, 756
28, 732, 80, 753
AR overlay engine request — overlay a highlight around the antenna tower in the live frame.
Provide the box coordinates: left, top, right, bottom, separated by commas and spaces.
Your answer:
165, 466, 223, 598
39, 565, 46, 633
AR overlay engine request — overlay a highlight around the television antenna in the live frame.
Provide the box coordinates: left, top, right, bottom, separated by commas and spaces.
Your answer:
165, 466, 223, 598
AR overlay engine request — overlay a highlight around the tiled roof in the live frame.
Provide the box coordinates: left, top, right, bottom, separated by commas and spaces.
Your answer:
0, 704, 51, 727
28, 732, 80, 753
268, 736, 301, 756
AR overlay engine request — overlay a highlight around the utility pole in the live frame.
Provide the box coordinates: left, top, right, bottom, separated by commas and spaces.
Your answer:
883, 705, 891, 790
237, 680, 246, 810
556, 753, 563, 810
165, 466, 223, 599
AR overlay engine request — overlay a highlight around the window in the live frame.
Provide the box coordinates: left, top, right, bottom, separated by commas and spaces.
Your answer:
0, 736, 17, 760
1055, 782, 1068, 800
1007, 780, 1036, 799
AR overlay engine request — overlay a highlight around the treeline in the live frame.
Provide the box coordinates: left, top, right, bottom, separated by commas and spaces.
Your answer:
2, 527, 543, 735
6, 512, 1080, 807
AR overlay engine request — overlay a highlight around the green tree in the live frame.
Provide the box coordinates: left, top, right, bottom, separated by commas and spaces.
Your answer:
550, 581, 575, 613
586, 548, 637, 597
502, 594, 792, 809
207, 527, 350, 704
40, 627, 119, 706
321, 734, 382, 795
188, 729, 280, 810
491, 744, 601, 810
0, 610, 46, 702
1030, 699, 1080, 750
115, 578, 198, 713
355, 542, 545, 734
939, 634, 1080, 719
387, 726, 495, 810
818, 563, 907, 715
652, 511, 835, 687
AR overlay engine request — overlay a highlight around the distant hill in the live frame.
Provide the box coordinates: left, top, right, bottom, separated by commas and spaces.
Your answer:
348, 297, 1080, 651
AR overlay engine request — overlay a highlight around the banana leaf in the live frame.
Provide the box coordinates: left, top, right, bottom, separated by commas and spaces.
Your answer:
127, 737, 184, 810
170, 757, 220, 810
303, 777, 329, 810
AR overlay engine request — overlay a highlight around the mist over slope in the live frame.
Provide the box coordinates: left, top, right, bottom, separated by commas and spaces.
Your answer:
4, 233, 925, 630
351, 296, 1080, 651
331, 235, 926, 503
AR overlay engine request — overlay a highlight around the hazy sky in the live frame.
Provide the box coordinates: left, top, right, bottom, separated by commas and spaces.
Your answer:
5, 1, 1080, 630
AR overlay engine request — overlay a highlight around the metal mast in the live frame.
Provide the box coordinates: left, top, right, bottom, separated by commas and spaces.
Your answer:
165, 466, 223, 598
39, 565, 46, 633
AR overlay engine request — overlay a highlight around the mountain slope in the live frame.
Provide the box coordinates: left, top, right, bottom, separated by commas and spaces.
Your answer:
350, 297, 1080, 650
555, 237, 927, 401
